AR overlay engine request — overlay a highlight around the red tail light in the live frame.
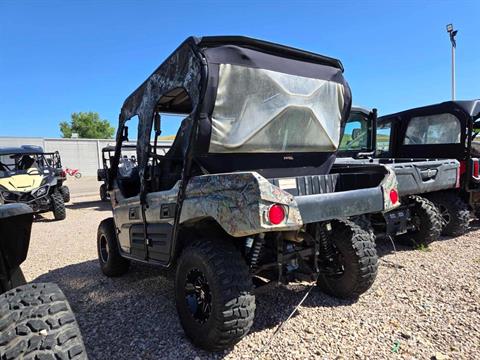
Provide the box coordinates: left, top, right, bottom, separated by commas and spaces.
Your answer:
459, 161, 466, 175
389, 189, 399, 204
268, 204, 285, 225
61, 170, 66, 177
473, 159, 479, 178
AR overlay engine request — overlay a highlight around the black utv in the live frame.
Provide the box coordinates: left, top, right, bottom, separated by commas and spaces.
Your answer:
377, 100, 479, 236
96, 36, 401, 351
0, 146, 67, 220
43, 150, 71, 203
337, 107, 461, 245
0, 203, 87, 359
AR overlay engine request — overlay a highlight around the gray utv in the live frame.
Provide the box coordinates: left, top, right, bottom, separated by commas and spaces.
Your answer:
96, 36, 401, 351
0, 203, 87, 359
337, 107, 460, 246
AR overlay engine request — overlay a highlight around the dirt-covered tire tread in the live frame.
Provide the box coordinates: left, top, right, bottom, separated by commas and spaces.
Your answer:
317, 219, 378, 299
59, 186, 70, 203
0, 283, 87, 360
51, 190, 66, 221
99, 184, 108, 202
175, 238, 255, 351
428, 192, 470, 237
97, 218, 129, 277
399, 195, 443, 247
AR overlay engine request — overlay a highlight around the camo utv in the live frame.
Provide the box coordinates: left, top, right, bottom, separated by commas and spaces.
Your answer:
97, 36, 401, 351
0, 146, 66, 220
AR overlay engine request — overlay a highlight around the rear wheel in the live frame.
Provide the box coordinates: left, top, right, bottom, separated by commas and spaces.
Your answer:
175, 238, 255, 351
99, 184, 108, 202
399, 195, 442, 247
0, 283, 87, 359
316, 220, 378, 299
429, 192, 470, 236
51, 190, 66, 220
60, 185, 71, 203
97, 217, 130, 277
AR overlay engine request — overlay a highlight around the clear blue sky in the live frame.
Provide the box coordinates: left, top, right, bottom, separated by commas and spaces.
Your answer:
0, 0, 478, 138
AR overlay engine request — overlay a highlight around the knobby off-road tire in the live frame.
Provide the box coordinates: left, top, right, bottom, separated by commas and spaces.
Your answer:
60, 186, 71, 203
317, 220, 378, 299
99, 184, 108, 202
175, 239, 255, 351
51, 191, 66, 221
0, 267, 26, 295
399, 195, 442, 247
350, 215, 375, 241
428, 192, 470, 237
0, 283, 87, 360
74, 173, 81, 179
97, 218, 129, 277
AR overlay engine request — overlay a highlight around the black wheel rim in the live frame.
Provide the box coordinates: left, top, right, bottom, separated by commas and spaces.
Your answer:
99, 235, 109, 263
184, 268, 212, 323
439, 205, 451, 225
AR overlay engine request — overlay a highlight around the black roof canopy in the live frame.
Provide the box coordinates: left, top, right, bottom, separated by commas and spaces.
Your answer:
116, 35, 352, 179
0, 145, 44, 156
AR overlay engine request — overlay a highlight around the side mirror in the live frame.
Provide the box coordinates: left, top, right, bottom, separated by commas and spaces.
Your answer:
154, 113, 161, 134
352, 128, 361, 140
122, 126, 129, 142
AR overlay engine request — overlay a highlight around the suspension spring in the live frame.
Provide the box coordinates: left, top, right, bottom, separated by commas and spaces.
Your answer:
249, 234, 265, 270
316, 222, 335, 262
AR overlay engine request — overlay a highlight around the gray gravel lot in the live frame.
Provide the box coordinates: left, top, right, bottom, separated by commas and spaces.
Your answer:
22, 195, 480, 359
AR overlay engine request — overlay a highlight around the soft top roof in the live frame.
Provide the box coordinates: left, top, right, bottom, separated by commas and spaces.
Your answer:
0, 145, 44, 156
120, 35, 345, 119
379, 100, 480, 123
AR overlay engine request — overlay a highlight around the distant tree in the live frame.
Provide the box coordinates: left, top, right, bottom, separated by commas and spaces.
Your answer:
60, 112, 115, 139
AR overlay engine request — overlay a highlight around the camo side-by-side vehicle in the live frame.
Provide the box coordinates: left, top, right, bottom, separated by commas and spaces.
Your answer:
0, 203, 87, 359
0, 146, 67, 220
337, 107, 461, 246
377, 100, 480, 236
96, 36, 401, 350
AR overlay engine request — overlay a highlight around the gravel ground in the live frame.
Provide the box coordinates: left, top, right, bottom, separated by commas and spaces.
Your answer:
22, 196, 480, 359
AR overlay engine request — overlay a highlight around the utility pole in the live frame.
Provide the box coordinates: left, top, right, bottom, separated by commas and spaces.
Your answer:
446, 24, 458, 101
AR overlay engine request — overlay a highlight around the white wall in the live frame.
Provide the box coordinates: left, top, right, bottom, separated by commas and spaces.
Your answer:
0, 137, 173, 176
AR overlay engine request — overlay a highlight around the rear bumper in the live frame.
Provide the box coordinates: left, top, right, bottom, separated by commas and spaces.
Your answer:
295, 187, 384, 224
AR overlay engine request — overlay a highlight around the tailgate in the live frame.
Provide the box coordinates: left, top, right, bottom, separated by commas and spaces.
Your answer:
389, 160, 459, 196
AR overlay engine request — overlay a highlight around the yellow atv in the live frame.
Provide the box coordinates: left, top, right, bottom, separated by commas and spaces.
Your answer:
0, 146, 66, 220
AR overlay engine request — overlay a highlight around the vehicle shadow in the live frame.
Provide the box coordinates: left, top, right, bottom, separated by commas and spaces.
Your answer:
33, 214, 57, 223
66, 200, 111, 211
32, 260, 354, 359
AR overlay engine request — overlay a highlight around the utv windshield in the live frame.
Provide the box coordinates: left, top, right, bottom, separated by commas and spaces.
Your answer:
0, 154, 47, 178
209, 64, 346, 153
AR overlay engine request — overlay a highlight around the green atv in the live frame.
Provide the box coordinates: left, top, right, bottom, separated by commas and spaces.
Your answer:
0, 203, 87, 359
0, 146, 66, 220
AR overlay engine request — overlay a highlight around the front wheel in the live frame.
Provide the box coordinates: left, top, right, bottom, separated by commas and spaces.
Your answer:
74, 172, 82, 179
51, 190, 66, 220
59, 185, 70, 203
316, 220, 378, 299
175, 239, 255, 351
97, 218, 130, 277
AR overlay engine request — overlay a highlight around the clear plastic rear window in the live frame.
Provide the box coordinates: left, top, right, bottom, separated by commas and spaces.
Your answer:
209, 64, 346, 153
404, 113, 461, 145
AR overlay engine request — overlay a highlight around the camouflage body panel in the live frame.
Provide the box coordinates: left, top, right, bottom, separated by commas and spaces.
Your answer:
180, 172, 303, 237
380, 167, 401, 211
